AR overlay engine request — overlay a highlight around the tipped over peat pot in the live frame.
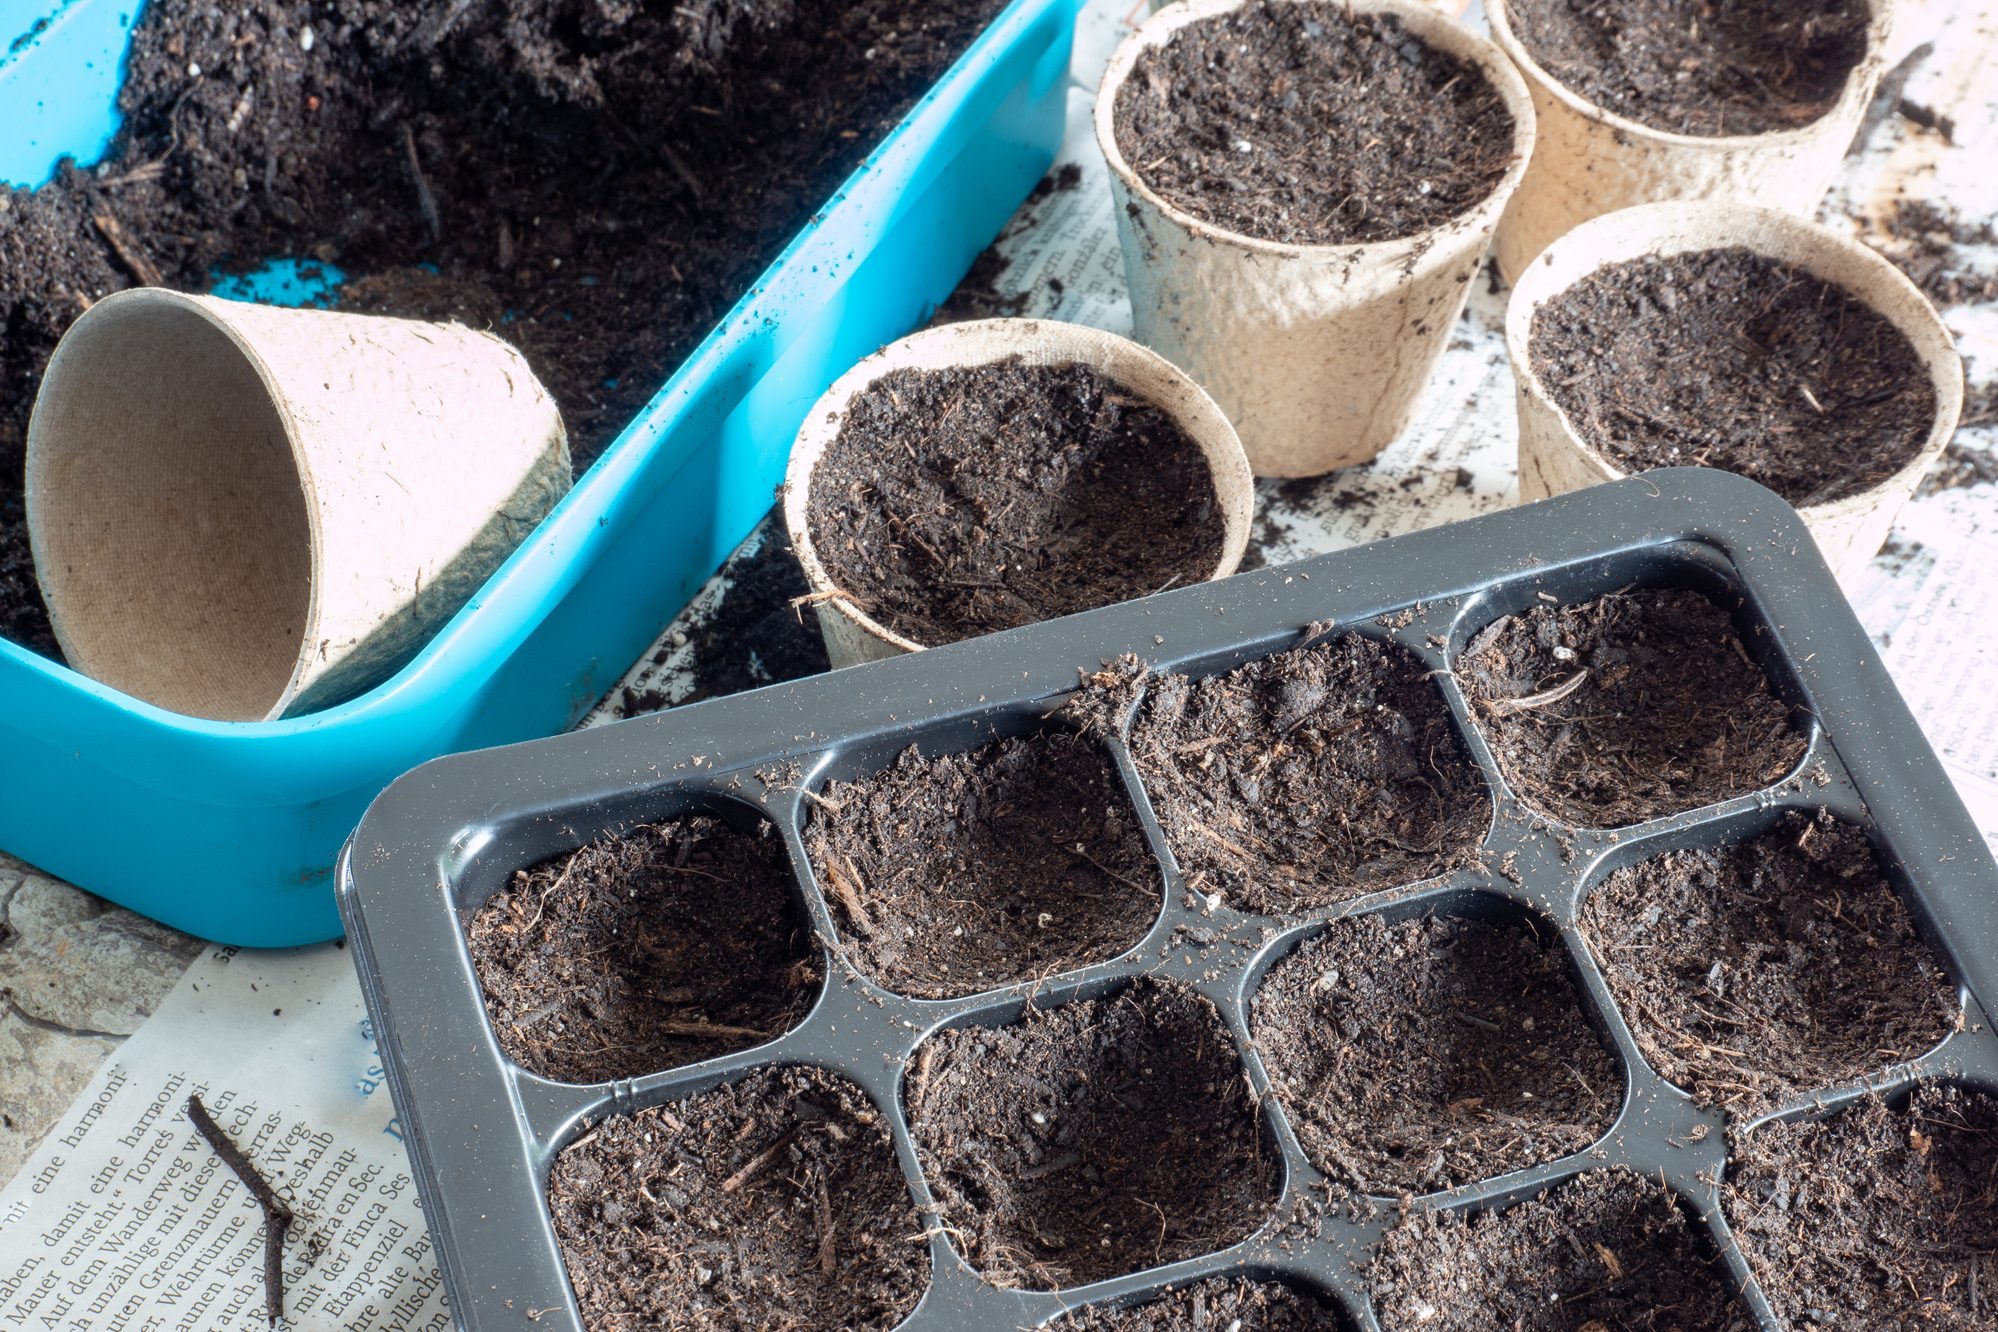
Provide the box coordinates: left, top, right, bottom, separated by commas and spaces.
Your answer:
1486, 0, 1894, 280
341, 469, 1998, 1332
0, 0, 1080, 943
1096, 0, 1536, 477
783, 319, 1254, 666
1507, 201, 1962, 580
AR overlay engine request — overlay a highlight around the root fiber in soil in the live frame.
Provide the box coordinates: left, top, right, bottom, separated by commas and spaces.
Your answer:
908, 978, 1278, 1290
1369, 1170, 1754, 1331
804, 730, 1160, 999
1579, 810, 1957, 1118
465, 813, 822, 1085
1057, 1277, 1350, 1330
0, 0, 1010, 655
804, 357, 1226, 648
1113, 0, 1517, 246
1253, 911, 1621, 1196
1503, 0, 1870, 137
547, 1065, 927, 1332
1724, 1084, 1998, 1332
1126, 633, 1489, 916
1457, 585, 1808, 828
1527, 247, 1938, 508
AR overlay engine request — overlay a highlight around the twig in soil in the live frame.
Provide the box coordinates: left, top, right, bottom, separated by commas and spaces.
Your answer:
719, 1129, 797, 1194
654, 1019, 774, 1041
185, 1095, 292, 1328
92, 213, 164, 287
1482, 671, 1590, 718
814, 1172, 837, 1277
822, 857, 877, 938
657, 141, 707, 200
401, 124, 442, 242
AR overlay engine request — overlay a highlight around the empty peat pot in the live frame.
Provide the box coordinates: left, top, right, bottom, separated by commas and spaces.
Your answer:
783, 318, 1253, 667
26, 289, 572, 721
1486, 0, 1894, 280
1096, 0, 1535, 477
1507, 201, 1961, 579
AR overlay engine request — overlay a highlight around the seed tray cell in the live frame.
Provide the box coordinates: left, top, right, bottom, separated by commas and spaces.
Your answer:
339, 469, 1998, 1332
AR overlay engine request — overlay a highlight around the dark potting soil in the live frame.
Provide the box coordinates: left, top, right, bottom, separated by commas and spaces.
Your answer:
1869, 197, 1998, 311
805, 358, 1226, 648
1579, 810, 1956, 1118
1253, 912, 1620, 1196
908, 978, 1278, 1290
0, 0, 1011, 655
1527, 247, 1938, 508
1125, 633, 1489, 916
547, 1065, 927, 1332
1503, 0, 1871, 137
1112, 1, 1517, 246
1723, 1084, 1998, 1331
464, 813, 822, 1085
1368, 1170, 1753, 1331
1457, 586, 1808, 828
803, 730, 1160, 999
1056, 1277, 1349, 1331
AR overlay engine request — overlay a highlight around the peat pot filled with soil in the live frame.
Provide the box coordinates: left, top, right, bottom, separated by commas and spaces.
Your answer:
1486, 0, 1893, 280
1096, 0, 1535, 477
1508, 201, 1962, 578
783, 319, 1254, 665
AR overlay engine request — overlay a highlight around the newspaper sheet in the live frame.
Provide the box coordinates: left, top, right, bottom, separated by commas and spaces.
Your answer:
4, 0, 1995, 1325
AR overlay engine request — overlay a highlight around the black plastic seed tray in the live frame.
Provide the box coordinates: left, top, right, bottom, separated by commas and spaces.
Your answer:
338, 469, 1998, 1332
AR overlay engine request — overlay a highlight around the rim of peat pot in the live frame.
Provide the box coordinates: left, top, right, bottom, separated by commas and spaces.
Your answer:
1485, 0, 1895, 280
1505, 199, 1963, 579
782, 317, 1255, 665
1093, 0, 1537, 476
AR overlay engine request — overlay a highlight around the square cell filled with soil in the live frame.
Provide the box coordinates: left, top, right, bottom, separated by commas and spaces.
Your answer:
1723, 1083, 1998, 1331
1252, 909, 1621, 1196
1457, 585, 1808, 828
465, 812, 822, 1085
1126, 633, 1489, 915
547, 1065, 927, 1332
1579, 811, 1957, 1118
1368, 1170, 1753, 1331
1057, 1276, 1350, 1330
803, 729, 1161, 999
908, 978, 1278, 1290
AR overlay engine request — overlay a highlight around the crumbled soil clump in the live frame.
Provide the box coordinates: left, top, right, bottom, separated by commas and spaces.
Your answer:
1504, 0, 1870, 137
1126, 633, 1489, 916
1113, 0, 1516, 245
1059, 1277, 1350, 1330
1457, 586, 1808, 827
805, 730, 1160, 998
466, 813, 821, 1084
1369, 1170, 1753, 1331
1254, 911, 1620, 1195
1724, 1084, 1998, 1331
805, 358, 1225, 648
0, 0, 1010, 654
1580, 810, 1957, 1118
548, 1065, 927, 1332
1527, 247, 1938, 507
909, 979, 1278, 1290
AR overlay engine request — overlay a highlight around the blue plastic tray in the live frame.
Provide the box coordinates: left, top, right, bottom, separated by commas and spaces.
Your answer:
0, 0, 1079, 945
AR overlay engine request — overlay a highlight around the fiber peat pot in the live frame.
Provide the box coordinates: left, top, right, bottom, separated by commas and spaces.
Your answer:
1487, 0, 1894, 281
1507, 201, 1962, 580
0, 0, 1078, 943
1096, 0, 1535, 477
342, 469, 1998, 1332
783, 318, 1254, 667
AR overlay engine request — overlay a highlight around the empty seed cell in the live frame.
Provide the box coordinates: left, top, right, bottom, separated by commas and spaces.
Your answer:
1457, 585, 1809, 827
1054, 1275, 1351, 1330
908, 977, 1278, 1290
1125, 632, 1489, 915
1579, 809, 1957, 1117
547, 1065, 927, 1332
466, 811, 823, 1085
804, 729, 1161, 999
1253, 908, 1621, 1195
